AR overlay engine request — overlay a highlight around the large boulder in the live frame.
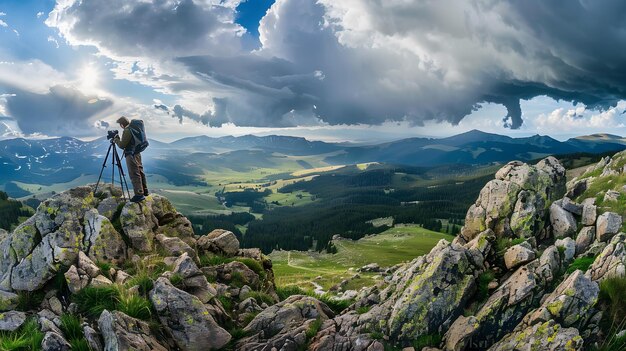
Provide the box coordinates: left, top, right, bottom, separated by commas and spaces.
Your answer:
83, 209, 127, 265
596, 212, 622, 242
238, 295, 334, 351
503, 242, 535, 270
171, 253, 216, 303
0, 291, 19, 311
0, 311, 26, 331
461, 157, 565, 241
98, 310, 167, 351
586, 234, 626, 281
120, 201, 158, 252
197, 229, 240, 257
521, 270, 599, 330
549, 203, 577, 238
575, 226, 595, 256
42, 331, 71, 351
487, 320, 583, 351
150, 277, 231, 351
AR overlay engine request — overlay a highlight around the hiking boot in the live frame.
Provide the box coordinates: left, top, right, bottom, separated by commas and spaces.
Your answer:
130, 195, 146, 203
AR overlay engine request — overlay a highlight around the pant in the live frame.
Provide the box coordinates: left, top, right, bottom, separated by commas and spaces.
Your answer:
125, 153, 148, 196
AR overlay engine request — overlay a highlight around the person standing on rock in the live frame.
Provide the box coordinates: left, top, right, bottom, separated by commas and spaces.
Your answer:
114, 116, 150, 203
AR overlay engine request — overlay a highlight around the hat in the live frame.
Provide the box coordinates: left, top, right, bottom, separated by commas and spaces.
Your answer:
116, 116, 130, 126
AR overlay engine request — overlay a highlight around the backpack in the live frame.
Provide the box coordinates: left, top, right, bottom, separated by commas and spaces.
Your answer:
128, 119, 149, 155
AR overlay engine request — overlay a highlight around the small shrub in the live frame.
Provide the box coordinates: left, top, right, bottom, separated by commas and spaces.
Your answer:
599, 277, 626, 325
60, 314, 83, 341
318, 295, 353, 314
566, 256, 596, 274
412, 333, 442, 350
356, 306, 371, 314
169, 273, 184, 288
218, 295, 233, 312
0, 318, 44, 350
73, 285, 120, 318
306, 318, 322, 339
230, 328, 250, 340
241, 291, 275, 306
235, 258, 266, 279
69, 338, 91, 351
230, 271, 246, 288
15, 291, 45, 312
370, 331, 384, 340
117, 292, 152, 321
276, 285, 308, 301
476, 270, 495, 302
199, 254, 233, 267
125, 273, 154, 296
96, 262, 113, 279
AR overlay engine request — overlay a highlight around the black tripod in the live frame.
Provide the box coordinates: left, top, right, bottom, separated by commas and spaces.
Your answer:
94, 140, 131, 199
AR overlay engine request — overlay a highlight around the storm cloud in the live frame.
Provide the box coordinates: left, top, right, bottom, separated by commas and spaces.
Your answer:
46, 0, 626, 129
5, 85, 113, 137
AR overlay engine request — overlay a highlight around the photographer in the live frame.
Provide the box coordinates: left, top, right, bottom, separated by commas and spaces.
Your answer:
113, 116, 149, 203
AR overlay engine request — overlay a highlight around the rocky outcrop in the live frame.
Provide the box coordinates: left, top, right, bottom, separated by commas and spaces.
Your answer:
98, 310, 168, 351
238, 295, 334, 351
487, 320, 583, 351
150, 277, 231, 351
197, 229, 240, 257
461, 158, 565, 241
586, 233, 626, 281
596, 212, 622, 242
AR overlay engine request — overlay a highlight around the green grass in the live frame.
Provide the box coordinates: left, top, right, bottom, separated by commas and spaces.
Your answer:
476, 270, 495, 302
276, 285, 308, 301
242, 291, 275, 306
412, 333, 442, 350
306, 318, 322, 339
270, 225, 454, 292
72, 285, 120, 318
0, 319, 44, 351
117, 292, 152, 320
595, 277, 626, 351
494, 237, 526, 256
566, 256, 596, 274
169, 273, 184, 288
356, 306, 371, 314
59, 314, 83, 341
15, 291, 45, 312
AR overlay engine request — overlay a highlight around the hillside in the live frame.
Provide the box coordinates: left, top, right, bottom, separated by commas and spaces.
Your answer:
1, 153, 626, 349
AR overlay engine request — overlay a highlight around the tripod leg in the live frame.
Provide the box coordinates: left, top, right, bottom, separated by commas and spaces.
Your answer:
113, 147, 131, 200
94, 143, 113, 195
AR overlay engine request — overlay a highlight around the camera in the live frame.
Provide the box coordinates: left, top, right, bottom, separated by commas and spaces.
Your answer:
107, 130, 119, 140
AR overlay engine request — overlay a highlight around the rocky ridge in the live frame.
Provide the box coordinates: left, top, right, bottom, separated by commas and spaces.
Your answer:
1, 153, 626, 350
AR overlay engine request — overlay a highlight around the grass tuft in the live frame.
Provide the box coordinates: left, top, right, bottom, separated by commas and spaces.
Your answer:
15, 291, 45, 312
72, 285, 120, 318
0, 318, 44, 351
566, 256, 596, 274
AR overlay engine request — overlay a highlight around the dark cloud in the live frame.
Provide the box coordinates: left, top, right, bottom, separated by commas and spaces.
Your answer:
47, 0, 626, 129
46, 0, 244, 58
5, 85, 113, 136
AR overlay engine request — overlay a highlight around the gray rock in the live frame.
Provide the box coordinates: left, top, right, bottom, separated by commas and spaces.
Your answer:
0, 311, 26, 331
309, 312, 384, 351
596, 212, 622, 242
197, 229, 240, 257
587, 234, 626, 281
172, 253, 216, 303
582, 202, 597, 226
83, 325, 104, 351
604, 190, 621, 202
0, 290, 19, 311
536, 246, 561, 283
555, 237, 576, 263
561, 197, 582, 215
90, 275, 113, 287
120, 200, 158, 252
522, 270, 599, 329
487, 320, 583, 351
576, 226, 596, 256
550, 203, 576, 238
504, 242, 536, 270
155, 234, 195, 258
98, 310, 167, 351
83, 209, 127, 265
42, 331, 71, 351
239, 295, 334, 351
444, 315, 478, 351
78, 251, 101, 278
64, 265, 89, 294
150, 277, 231, 351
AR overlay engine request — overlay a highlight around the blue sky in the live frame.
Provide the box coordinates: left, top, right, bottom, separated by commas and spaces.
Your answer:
1, 0, 625, 142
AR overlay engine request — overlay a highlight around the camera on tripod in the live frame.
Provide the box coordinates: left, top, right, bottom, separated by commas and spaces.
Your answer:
107, 130, 119, 141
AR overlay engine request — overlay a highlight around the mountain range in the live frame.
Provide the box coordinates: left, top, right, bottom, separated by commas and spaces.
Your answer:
1, 130, 624, 193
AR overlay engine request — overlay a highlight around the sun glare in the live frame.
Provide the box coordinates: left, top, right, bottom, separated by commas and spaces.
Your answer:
79, 64, 100, 90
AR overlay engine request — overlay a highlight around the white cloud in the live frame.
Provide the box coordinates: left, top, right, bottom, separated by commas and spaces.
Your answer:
39, 0, 626, 133
36, 11, 44, 18
0, 19, 7, 27
47, 36, 59, 48
0, 60, 67, 94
